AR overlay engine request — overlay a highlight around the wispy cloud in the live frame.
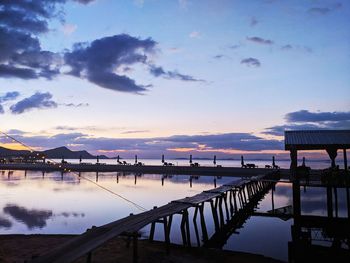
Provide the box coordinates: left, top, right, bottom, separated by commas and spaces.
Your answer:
62, 102, 89, 107
246, 36, 274, 45
189, 31, 201, 38
241, 58, 261, 67
308, 3, 342, 15
148, 65, 204, 82
62, 23, 77, 36
121, 130, 150, 134
250, 17, 258, 27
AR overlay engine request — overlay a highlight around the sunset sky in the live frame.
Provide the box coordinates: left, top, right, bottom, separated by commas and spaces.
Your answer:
0, 0, 349, 158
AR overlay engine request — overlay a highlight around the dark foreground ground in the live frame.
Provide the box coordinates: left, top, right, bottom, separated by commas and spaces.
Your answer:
0, 235, 281, 263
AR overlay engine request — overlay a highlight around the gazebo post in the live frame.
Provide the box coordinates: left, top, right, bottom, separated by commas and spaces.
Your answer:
344, 149, 348, 171
290, 148, 298, 177
326, 148, 338, 168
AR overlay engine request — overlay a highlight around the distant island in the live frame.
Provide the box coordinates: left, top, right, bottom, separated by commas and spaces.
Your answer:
0, 146, 108, 159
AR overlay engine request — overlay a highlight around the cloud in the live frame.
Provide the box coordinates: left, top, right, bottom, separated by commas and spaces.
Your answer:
0, 1, 65, 80
240, 58, 261, 67
229, 44, 241, 49
308, 3, 342, 15
280, 44, 312, 53
0, 91, 20, 114
263, 110, 350, 136
189, 31, 201, 38
3, 204, 53, 229
10, 92, 58, 114
121, 130, 150, 134
62, 23, 77, 35
246, 36, 274, 45
213, 55, 224, 59
250, 17, 258, 27
74, 0, 96, 4
285, 110, 350, 123
263, 124, 322, 136
0, 216, 12, 228
63, 102, 89, 107
281, 44, 293, 50
0, 91, 20, 102
8, 131, 283, 157
64, 34, 157, 93
148, 65, 204, 82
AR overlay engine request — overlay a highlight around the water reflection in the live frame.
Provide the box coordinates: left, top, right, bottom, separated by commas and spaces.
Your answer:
3, 204, 52, 229
0, 170, 349, 262
0, 216, 12, 228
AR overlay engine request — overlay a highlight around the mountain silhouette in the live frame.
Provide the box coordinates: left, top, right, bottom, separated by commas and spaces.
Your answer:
0, 146, 108, 159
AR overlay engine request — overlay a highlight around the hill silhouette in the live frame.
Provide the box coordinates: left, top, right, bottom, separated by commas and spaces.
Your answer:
0, 146, 108, 159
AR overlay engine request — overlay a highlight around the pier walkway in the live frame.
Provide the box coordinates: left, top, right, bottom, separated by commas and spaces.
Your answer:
30, 172, 279, 263
0, 162, 286, 177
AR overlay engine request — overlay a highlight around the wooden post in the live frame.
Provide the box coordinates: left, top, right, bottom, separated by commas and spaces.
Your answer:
218, 196, 225, 227
86, 252, 92, 263
192, 207, 201, 246
133, 233, 138, 263
346, 187, 350, 219
290, 148, 298, 179
223, 193, 230, 222
233, 191, 238, 212
327, 186, 333, 218
334, 188, 338, 218
210, 200, 220, 231
199, 203, 208, 242
344, 149, 348, 171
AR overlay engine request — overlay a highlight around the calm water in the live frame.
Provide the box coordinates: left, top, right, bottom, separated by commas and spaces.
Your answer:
0, 169, 348, 262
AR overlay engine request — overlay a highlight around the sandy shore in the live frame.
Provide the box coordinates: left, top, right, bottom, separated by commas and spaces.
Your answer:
0, 235, 282, 263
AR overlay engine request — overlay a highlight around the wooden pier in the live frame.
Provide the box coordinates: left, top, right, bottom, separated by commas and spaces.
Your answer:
30, 172, 279, 263
0, 162, 287, 177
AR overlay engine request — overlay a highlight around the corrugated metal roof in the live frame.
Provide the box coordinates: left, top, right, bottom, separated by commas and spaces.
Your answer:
285, 130, 350, 150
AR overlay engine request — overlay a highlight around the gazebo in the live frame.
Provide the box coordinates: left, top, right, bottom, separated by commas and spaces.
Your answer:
285, 130, 350, 173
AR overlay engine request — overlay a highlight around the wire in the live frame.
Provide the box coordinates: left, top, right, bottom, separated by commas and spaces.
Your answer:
0, 130, 147, 212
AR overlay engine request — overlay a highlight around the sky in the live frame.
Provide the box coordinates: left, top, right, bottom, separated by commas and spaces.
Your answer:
0, 0, 349, 158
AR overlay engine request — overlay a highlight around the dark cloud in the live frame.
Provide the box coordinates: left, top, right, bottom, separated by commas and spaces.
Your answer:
10, 92, 58, 114
285, 110, 350, 123
0, 91, 20, 102
3, 204, 53, 229
0, 91, 20, 114
263, 110, 350, 136
246, 36, 273, 45
0, 1, 197, 93
0, 1, 64, 80
0, 216, 12, 228
250, 17, 258, 27
64, 34, 156, 93
148, 65, 204, 82
241, 58, 261, 67
263, 124, 322, 136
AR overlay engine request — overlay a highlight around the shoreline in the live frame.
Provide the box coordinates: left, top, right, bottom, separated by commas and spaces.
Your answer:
0, 234, 283, 263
